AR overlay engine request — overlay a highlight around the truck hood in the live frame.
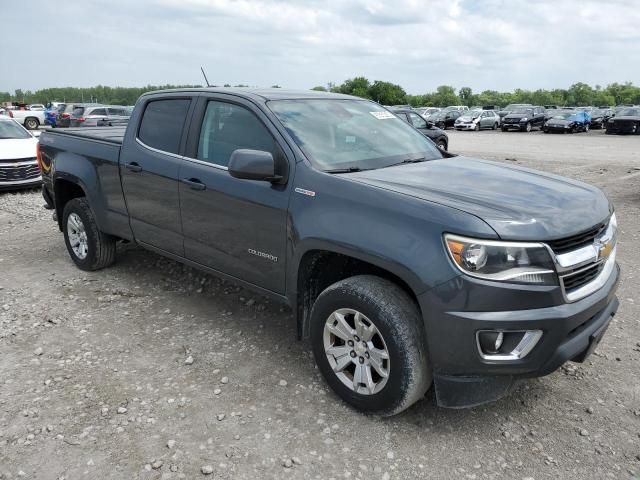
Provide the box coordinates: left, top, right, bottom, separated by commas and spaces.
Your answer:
347, 157, 611, 240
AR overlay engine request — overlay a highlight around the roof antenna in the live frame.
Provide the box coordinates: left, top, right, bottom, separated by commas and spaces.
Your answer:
200, 66, 211, 87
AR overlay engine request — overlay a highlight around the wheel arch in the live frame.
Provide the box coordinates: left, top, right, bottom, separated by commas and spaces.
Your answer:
291, 245, 424, 340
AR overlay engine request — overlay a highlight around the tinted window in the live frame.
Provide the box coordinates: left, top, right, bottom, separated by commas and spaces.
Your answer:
108, 108, 127, 116
408, 112, 427, 129
138, 99, 191, 155
197, 101, 275, 167
89, 108, 107, 116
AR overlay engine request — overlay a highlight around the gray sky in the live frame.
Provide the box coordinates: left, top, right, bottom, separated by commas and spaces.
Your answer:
4, 0, 639, 94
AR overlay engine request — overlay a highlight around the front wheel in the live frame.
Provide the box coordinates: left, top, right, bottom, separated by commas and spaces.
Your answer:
492, 122, 498, 130
24, 117, 39, 130
62, 198, 117, 271
436, 139, 447, 151
584, 123, 590, 132
523, 122, 532, 132
474, 123, 480, 131
310, 275, 431, 416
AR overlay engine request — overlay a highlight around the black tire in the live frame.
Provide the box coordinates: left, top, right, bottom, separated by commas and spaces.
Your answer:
501, 127, 507, 132
310, 275, 431, 416
474, 123, 480, 131
436, 139, 447, 151
523, 122, 532, 132
492, 122, 498, 130
24, 117, 39, 130
62, 197, 116, 271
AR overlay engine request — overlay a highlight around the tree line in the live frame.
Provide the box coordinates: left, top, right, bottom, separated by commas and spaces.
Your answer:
312, 78, 640, 107
2, 79, 640, 107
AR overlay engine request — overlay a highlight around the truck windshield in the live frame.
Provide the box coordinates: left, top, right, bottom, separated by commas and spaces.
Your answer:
0, 120, 32, 139
268, 99, 442, 171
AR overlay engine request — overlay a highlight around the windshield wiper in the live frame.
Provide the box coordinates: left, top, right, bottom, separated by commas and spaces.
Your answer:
384, 157, 429, 168
324, 166, 368, 174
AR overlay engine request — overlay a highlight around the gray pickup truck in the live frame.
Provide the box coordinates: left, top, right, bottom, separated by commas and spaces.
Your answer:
38, 88, 620, 416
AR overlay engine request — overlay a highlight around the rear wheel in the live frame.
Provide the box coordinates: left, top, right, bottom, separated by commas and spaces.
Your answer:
310, 275, 430, 416
24, 117, 39, 130
62, 198, 117, 271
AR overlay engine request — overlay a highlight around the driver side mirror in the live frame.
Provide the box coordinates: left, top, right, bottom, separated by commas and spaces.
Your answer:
228, 149, 282, 182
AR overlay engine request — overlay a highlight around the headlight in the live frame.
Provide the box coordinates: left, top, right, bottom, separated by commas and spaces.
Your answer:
445, 234, 557, 285
520, 117, 528, 122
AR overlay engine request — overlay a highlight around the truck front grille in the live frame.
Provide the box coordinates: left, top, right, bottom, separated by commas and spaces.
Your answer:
561, 262, 605, 292
546, 222, 607, 254
0, 160, 40, 182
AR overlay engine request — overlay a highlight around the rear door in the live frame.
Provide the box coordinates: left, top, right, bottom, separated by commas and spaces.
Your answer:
178, 95, 292, 293
120, 96, 194, 256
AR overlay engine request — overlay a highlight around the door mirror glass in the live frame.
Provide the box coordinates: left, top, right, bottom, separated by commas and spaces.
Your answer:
228, 149, 280, 182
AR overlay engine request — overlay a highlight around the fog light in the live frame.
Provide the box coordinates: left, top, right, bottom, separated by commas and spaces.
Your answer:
476, 330, 543, 360
478, 331, 504, 354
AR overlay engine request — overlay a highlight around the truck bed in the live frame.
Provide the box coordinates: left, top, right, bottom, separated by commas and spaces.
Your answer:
47, 126, 126, 144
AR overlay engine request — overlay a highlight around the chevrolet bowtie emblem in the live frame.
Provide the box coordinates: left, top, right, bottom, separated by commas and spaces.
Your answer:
596, 237, 614, 261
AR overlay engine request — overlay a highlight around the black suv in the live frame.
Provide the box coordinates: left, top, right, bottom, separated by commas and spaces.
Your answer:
390, 108, 449, 150
502, 106, 546, 132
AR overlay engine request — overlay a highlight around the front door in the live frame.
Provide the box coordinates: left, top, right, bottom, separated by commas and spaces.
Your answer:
178, 97, 291, 294
120, 97, 193, 256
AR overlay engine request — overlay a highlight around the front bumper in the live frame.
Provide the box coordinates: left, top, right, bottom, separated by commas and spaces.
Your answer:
454, 123, 477, 130
418, 261, 620, 407
0, 176, 42, 191
502, 122, 526, 130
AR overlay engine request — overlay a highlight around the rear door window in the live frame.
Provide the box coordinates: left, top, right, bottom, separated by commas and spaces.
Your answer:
72, 107, 86, 116
138, 99, 191, 155
89, 108, 107, 116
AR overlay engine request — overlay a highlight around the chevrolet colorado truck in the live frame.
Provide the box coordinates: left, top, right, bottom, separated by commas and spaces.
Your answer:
38, 88, 620, 416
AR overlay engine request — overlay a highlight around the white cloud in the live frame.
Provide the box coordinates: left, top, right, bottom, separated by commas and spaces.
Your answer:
2, 0, 639, 93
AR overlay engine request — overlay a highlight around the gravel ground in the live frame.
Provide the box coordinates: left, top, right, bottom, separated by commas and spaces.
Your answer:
1, 129, 639, 480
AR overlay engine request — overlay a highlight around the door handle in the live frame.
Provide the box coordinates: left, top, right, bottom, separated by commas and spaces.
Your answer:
125, 162, 142, 173
181, 178, 206, 191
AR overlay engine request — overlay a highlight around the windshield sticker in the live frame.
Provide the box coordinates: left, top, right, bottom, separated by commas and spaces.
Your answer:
370, 111, 396, 120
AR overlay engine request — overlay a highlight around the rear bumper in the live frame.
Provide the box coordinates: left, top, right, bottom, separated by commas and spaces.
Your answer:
418, 262, 620, 407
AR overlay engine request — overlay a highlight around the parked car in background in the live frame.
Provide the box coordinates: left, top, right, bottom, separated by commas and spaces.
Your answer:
454, 109, 500, 131
416, 107, 440, 118
497, 103, 532, 119
390, 108, 449, 150
428, 110, 462, 129
543, 110, 590, 133
56, 103, 100, 128
501, 106, 545, 132
605, 107, 640, 134
44, 104, 62, 127
0, 116, 41, 190
442, 105, 469, 112
590, 108, 614, 129
28, 104, 46, 111
6, 107, 46, 130
482, 105, 501, 111
70, 105, 131, 127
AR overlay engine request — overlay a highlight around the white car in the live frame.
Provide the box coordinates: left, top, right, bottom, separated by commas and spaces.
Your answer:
454, 110, 501, 131
28, 104, 46, 111
0, 116, 41, 190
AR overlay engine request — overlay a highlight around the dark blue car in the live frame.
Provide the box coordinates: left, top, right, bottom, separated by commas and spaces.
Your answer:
543, 110, 591, 133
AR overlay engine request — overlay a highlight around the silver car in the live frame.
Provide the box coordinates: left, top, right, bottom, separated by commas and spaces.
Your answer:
454, 110, 501, 131
69, 105, 131, 127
